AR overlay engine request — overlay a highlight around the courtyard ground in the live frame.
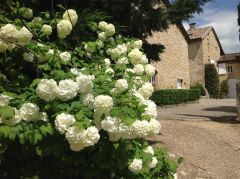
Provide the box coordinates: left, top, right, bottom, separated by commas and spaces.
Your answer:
151, 99, 240, 179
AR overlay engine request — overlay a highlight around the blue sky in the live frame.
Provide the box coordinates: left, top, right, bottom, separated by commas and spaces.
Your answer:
183, 0, 240, 53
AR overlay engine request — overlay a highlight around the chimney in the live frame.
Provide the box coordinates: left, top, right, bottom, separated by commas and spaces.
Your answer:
189, 23, 196, 30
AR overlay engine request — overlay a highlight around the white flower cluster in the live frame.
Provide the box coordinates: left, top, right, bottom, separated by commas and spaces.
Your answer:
101, 117, 161, 141
0, 24, 33, 53
94, 95, 113, 115
23, 52, 34, 62
65, 126, 100, 151
36, 79, 58, 102
57, 20, 72, 39
60, 51, 71, 62
111, 79, 128, 94
76, 74, 95, 94
128, 158, 143, 173
63, 9, 78, 26
138, 82, 154, 99
55, 113, 76, 134
41, 24, 52, 36
106, 44, 128, 60
1, 102, 47, 126
82, 93, 95, 109
143, 100, 157, 119
20, 7, 33, 19
56, 79, 79, 101
98, 21, 115, 40
0, 93, 13, 107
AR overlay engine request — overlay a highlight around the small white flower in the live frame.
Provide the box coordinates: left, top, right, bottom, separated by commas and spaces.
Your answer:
144, 146, 154, 155
149, 119, 161, 134
117, 57, 129, 64
94, 95, 113, 114
63, 9, 78, 26
76, 74, 95, 94
105, 68, 115, 75
140, 55, 148, 64
129, 158, 143, 173
36, 79, 58, 102
70, 68, 81, 76
60, 51, 71, 62
138, 83, 154, 99
105, 24, 115, 37
82, 126, 100, 146
115, 79, 128, 92
56, 79, 79, 101
23, 52, 34, 62
132, 40, 143, 49
16, 27, 33, 46
82, 93, 95, 109
131, 120, 150, 136
104, 58, 111, 67
55, 113, 76, 134
41, 24, 52, 35
128, 48, 143, 65
20, 8, 33, 19
101, 116, 121, 133
145, 64, 155, 76
98, 21, 108, 31
148, 157, 158, 168
98, 32, 107, 41
0, 40, 8, 53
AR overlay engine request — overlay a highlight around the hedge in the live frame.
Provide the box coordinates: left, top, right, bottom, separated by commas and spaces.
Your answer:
150, 89, 201, 106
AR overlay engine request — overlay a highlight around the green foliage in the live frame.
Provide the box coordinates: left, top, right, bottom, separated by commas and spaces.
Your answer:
204, 64, 220, 99
150, 89, 201, 106
191, 83, 205, 96
220, 80, 229, 99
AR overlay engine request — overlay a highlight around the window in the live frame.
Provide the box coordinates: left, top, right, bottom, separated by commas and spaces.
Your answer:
227, 66, 233, 73
177, 79, 183, 89
150, 73, 157, 84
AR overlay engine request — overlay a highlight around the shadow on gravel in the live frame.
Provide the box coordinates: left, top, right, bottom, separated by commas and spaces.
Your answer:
176, 114, 239, 124
202, 106, 237, 113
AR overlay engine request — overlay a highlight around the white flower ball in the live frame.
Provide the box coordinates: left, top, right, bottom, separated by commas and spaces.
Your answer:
23, 52, 34, 62
65, 126, 85, 151
0, 93, 12, 107
108, 133, 121, 142
82, 126, 100, 146
41, 24, 52, 35
36, 79, 58, 102
82, 93, 95, 109
39, 112, 48, 122
16, 27, 33, 45
57, 20, 73, 39
133, 64, 144, 75
117, 57, 129, 64
128, 158, 143, 173
32, 17, 42, 23
94, 95, 113, 113
133, 76, 143, 86
132, 40, 143, 49
149, 119, 161, 134
19, 103, 40, 122
56, 79, 79, 101
76, 74, 95, 94
105, 24, 115, 37
98, 32, 107, 41
104, 58, 111, 67
128, 48, 143, 65
144, 146, 154, 155
148, 157, 158, 168
138, 83, 154, 99
143, 100, 157, 119
1, 108, 21, 126
101, 116, 121, 133
0, 24, 18, 40
131, 120, 150, 137
55, 113, 76, 134
60, 51, 71, 62
0, 40, 8, 53
145, 64, 155, 76
63, 9, 78, 26
98, 21, 108, 31
105, 68, 114, 75
20, 8, 33, 19
140, 55, 148, 64
115, 79, 128, 92
70, 68, 81, 76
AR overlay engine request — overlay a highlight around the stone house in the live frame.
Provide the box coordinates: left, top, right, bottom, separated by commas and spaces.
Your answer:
187, 24, 224, 87
217, 53, 240, 98
147, 24, 191, 90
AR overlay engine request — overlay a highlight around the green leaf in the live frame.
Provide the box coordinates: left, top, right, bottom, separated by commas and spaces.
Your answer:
0, 106, 15, 120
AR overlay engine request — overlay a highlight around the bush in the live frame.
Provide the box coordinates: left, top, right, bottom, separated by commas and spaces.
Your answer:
0, 2, 177, 178
205, 64, 220, 98
220, 80, 229, 98
191, 83, 205, 96
151, 89, 201, 106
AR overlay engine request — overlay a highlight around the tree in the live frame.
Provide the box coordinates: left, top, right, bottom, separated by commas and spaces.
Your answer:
205, 64, 220, 98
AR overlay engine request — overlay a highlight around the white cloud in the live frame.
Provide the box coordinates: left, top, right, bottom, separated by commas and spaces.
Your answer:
192, 7, 240, 53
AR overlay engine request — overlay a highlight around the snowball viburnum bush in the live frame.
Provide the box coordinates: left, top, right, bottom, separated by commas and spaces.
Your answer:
0, 5, 177, 179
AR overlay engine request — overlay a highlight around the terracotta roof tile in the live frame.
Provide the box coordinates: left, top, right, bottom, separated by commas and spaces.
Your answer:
187, 26, 212, 40
218, 53, 240, 63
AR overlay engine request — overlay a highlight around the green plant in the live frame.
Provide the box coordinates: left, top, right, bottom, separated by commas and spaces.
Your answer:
205, 64, 220, 98
0, 2, 178, 178
191, 83, 205, 96
220, 80, 229, 99
150, 89, 200, 106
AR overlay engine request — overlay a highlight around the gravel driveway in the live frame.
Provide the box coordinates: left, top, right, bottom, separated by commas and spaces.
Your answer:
152, 99, 240, 179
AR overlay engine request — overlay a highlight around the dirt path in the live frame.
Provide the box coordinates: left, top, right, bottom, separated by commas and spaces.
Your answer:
152, 99, 240, 179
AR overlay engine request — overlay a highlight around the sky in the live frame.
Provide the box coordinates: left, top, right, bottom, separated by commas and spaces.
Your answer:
183, 0, 240, 53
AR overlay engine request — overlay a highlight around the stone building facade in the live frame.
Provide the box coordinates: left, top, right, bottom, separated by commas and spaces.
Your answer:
146, 25, 190, 90
187, 25, 224, 86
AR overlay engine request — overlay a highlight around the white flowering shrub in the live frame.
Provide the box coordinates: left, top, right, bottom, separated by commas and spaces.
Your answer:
0, 2, 177, 178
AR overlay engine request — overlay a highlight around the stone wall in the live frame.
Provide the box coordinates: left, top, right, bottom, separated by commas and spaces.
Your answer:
146, 25, 190, 90
188, 30, 221, 87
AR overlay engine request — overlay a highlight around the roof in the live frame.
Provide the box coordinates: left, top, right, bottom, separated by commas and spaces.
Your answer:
187, 26, 212, 39
217, 53, 240, 63
187, 26, 224, 55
